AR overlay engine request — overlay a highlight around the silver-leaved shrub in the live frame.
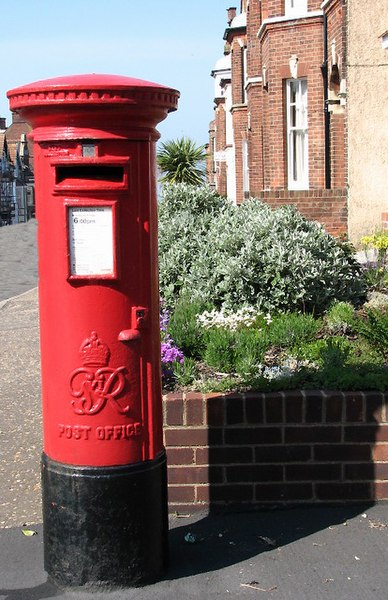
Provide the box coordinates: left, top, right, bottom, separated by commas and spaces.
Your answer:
158, 183, 229, 307
158, 185, 366, 314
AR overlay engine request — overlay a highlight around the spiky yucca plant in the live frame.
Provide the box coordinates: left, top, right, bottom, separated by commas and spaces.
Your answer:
157, 137, 207, 185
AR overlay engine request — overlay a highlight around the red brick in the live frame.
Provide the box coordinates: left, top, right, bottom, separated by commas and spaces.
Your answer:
325, 394, 344, 423
168, 485, 196, 503
364, 393, 385, 424
345, 394, 364, 422
205, 395, 225, 426
225, 427, 282, 445
245, 395, 264, 424
165, 397, 184, 426
195, 447, 210, 465
286, 464, 341, 481
196, 485, 210, 503
226, 396, 245, 425
265, 393, 284, 423
186, 396, 204, 426
168, 466, 211, 485
164, 428, 208, 447
315, 444, 372, 462
226, 464, 283, 483
166, 447, 194, 465
305, 393, 323, 423
205, 446, 254, 465
285, 426, 341, 444
315, 483, 373, 501
374, 481, 388, 500
376, 426, 388, 443
374, 463, 388, 479
372, 444, 388, 461
344, 426, 378, 443
344, 463, 375, 481
255, 445, 311, 463
285, 393, 304, 423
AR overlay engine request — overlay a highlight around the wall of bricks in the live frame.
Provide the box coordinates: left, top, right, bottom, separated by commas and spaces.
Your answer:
163, 391, 388, 513
256, 188, 348, 237
259, 16, 325, 190
382, 212, 388, 231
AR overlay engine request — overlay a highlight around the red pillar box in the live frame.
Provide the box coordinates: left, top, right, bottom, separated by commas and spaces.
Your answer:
7, 74, 179, 588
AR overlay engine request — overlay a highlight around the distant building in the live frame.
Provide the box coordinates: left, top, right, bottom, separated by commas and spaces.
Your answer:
208, 0, 387, 241
0, 113, 34, 225
0, 119, 14, 225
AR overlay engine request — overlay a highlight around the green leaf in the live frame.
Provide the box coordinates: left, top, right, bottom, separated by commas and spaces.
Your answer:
21, 529, 38, 536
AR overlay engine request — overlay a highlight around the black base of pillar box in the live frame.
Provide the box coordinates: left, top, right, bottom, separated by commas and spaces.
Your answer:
41, 451, 169, 588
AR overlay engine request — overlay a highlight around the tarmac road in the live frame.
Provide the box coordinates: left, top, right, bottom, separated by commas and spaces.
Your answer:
0, 220, 388, 599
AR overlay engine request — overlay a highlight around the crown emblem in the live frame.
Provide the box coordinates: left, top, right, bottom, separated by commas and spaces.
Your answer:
79, 331, 110, 367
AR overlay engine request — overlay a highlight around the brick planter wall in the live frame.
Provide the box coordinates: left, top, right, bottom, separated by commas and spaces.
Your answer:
163, 391, 388, 513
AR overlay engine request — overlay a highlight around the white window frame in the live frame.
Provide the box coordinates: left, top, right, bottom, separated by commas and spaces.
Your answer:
242, 139, 249, 197
286, 78, 309, 190
285, 0, 308, 17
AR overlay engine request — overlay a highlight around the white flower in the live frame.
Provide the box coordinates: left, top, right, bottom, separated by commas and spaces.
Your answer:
197, 306, 270, 331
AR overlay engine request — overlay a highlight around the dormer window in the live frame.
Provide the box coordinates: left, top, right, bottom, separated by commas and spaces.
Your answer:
285, 0, 307, 17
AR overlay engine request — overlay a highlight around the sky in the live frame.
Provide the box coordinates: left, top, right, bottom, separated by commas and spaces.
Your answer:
0, 0, 232, 147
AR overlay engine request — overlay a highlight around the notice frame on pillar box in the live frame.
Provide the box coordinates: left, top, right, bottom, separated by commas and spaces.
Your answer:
66, 200, 118, 280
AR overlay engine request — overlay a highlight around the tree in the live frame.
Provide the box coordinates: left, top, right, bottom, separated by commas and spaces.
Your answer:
156, 137, 207, 185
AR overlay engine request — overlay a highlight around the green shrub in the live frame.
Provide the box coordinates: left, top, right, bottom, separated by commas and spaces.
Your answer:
269, 312, 322, 351
296, 338, 331, 362
159, 189, 366, 314
234, 329, 270, 378
203, 328, 236, 373
318, 337, 351, 369
325, 301, 356, 335
168, 296, 208, 359
356, 308, 388, 362
173, 358, 199, 388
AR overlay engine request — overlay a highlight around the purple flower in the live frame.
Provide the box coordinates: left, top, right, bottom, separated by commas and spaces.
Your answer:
161, 339, 184, 364
160, 299, 185, 385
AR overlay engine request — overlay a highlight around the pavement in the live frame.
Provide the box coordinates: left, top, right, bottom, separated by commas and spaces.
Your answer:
1, 220, 388, 599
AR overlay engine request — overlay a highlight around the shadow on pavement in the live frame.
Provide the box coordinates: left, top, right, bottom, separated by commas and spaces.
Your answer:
0, 582, 62, 600
165, 503, 372, 580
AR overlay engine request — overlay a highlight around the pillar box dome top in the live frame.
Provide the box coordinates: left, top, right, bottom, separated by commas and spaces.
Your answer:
7, 73, 179, 132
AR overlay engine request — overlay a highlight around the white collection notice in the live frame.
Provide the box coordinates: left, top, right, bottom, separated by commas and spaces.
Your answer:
68, 206, 114, 276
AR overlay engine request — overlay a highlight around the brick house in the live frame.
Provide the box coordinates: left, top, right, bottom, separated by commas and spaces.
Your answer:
208, 0, 387, 241
0, 114, 34, 225
4, 113, 35, 223
0, 119, 14, 225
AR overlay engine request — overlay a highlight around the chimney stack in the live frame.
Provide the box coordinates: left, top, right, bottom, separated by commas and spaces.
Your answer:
227, 7, 237, 25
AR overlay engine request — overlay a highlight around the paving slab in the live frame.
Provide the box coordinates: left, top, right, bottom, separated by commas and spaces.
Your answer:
0, 220, 38, 302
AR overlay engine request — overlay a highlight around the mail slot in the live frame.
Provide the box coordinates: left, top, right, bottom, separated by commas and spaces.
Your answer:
8, 73, 179, 588
56, 164, 125, 184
